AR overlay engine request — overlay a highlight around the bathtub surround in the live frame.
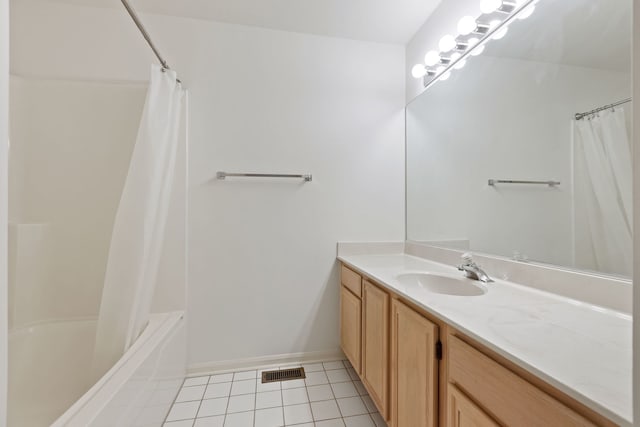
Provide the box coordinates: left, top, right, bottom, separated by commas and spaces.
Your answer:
52, 313, 186, 426
93, 65, 186, 379
8, 78, 147, 327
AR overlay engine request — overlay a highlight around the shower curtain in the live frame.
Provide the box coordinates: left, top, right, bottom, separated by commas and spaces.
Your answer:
573, 108, 632, 276
92, 65, 185, 379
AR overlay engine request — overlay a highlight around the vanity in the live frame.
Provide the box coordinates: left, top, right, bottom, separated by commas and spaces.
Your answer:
337, 247, 631, 427
360, 0, 634, 425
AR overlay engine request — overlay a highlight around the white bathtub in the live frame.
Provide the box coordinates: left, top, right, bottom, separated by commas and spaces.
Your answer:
9, 312, 186, 427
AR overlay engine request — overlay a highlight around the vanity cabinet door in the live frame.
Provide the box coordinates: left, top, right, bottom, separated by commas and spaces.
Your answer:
340, 286, 362, 373
448, 386, 499, 427
362, 280, 390, 419
390, 300, 438, 427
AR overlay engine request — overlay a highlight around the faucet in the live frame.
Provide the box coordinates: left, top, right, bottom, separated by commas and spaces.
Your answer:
457, 253, 494, 283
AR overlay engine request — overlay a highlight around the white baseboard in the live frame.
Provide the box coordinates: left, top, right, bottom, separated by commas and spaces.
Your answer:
187, 349, 345, 377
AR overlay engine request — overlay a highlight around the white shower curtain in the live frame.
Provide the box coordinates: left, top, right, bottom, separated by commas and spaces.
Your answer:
573, 108, 632, 276
92, 65, 185, 378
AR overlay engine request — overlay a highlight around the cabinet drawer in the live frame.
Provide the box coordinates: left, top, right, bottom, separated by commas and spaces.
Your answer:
341, 265, 362, 297
448, 335, 597, 427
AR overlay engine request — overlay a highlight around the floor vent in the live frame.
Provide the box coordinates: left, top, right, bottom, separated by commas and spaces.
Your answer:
261, 367, 306, 384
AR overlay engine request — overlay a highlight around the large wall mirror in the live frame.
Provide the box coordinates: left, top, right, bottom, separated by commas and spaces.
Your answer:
406, 0, 633, 278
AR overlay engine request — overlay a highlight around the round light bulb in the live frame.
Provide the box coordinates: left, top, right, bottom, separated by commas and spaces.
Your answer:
457, 16, 478, 35
436, 66, 446, 75
471, 44, 485, 56
424, 50, 441, 66
454, 59, 467, 70
411, 64, 427, 79
489, 19, 502, 29
439, 35, 457, 52
518, 4, 536, 19
440, 71, 452, 81
480, 0, 502, 14
468, 37, 480, 46
449, 52, 461, 63
492, 26, 508, 40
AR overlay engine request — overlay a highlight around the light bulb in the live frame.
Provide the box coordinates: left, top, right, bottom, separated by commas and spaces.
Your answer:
440, 71, 452, 81
450, 52, 461, 62
468, 37, 480, 46
411, 64, 427, 79
492, 26, 508, 40
439, 35, 457, 52
480, 0, 502, 14
489, 19, 502, 29
436, 66, 446, 75
457, 16, 478, 35
471, 44, 485, 56
454, 59, 467, 70
518, 4, 536, 19
424, 50, 441, 66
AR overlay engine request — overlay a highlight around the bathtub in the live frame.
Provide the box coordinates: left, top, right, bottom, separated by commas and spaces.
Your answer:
9, 312, 186, 427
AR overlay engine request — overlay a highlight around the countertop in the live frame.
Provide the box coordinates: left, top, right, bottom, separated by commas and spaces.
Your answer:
337, 252, 632, 426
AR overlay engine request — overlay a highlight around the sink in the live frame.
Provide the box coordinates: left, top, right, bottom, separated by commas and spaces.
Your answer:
395, 273, 487, 296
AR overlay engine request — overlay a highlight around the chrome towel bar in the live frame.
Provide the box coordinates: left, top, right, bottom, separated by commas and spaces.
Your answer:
217, 172, 312, 182
488, 179, 560, 187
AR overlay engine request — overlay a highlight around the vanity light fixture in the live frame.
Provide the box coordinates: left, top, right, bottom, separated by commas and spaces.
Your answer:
439, 35, 458, 52
454, 59, 467, 70
457, 16, 478, 36
480, 0, 517, 14
440, 71, 452, 81
518, 4, 536, 19
470, 42, 486, 56
492, 26, 509, 40
410, 0, 538, 88
412, 64, 427, 78
424, 50, 441, 66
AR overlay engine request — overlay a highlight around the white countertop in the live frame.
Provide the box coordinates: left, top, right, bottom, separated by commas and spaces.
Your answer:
338, 252, 632, 426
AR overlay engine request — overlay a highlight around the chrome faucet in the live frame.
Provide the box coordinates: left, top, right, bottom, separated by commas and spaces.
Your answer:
457, 253, 493, 283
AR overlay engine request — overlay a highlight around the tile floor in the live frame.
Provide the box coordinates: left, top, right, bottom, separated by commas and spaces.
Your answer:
164, 359, 387, 427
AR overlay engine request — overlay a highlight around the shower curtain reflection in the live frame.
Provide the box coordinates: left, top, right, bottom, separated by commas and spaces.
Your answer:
92, 65, 186, 379
573, 108, 633, 276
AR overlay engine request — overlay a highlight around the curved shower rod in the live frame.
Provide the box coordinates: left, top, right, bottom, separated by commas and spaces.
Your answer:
120, 0, 182, 83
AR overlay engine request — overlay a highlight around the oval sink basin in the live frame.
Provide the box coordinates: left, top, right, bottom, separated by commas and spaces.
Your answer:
395, 273, 487, 296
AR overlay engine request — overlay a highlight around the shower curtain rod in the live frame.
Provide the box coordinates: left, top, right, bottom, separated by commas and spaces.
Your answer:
575, 97, 632, 120
120, 0, 181, 82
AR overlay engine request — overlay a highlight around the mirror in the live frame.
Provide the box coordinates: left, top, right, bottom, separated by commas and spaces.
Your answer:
406, 0, 633, 278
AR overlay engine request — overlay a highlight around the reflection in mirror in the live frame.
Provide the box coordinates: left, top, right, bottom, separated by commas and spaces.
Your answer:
406, 0, 632, 278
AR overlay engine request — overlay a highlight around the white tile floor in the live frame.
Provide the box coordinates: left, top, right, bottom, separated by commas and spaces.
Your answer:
164, 359, 387, 427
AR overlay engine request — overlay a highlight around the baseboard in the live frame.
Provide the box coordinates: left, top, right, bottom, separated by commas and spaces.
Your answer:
187, 349, 345, 377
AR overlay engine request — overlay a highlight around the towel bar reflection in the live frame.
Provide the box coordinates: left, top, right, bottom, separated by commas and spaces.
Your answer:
217, 172, 313, 182
488, 179, 560, 187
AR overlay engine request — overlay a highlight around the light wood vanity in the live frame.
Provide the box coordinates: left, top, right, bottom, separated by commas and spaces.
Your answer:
340, 263, 619, 427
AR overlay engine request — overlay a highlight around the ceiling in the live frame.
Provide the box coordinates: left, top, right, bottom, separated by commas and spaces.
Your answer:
32, 0, 443, 44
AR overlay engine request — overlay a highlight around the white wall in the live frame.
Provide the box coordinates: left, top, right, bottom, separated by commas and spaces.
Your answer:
10, 1, 406, 368
633, 0, 639, 423
0, 0, 8, 423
